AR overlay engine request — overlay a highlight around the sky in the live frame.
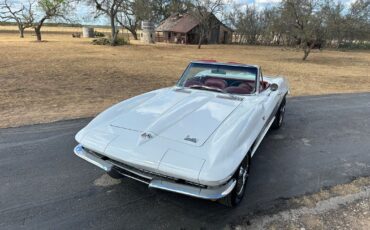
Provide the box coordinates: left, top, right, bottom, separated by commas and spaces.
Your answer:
227, 0, 356, 10
75, 0, 356, 25
4, 0, 357, 26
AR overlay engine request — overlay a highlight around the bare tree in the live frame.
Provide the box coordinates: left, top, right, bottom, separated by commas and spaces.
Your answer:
116, 5, 138, 40
116, 12, 139, 40
30, 0, 74, 41
281, 0, 324, 60
344, 0, 370, 43
228, 4, 263, 45
151, 0, 192, 23
116, 0, 191, 40
0, 0, 34, 38
320, 0, 345, 47
89, 0, 126, 45
189, 0, 225, 49
260, 7, 285, 46
116, 0, 152, 40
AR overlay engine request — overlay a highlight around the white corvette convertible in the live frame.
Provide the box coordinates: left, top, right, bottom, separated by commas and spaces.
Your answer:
74, 60, 289, 206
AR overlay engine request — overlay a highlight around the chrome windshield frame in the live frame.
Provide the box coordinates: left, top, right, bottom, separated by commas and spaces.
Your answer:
176, 61, 260, 95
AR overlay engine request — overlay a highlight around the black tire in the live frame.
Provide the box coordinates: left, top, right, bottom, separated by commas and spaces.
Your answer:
219, 153, 251, 207
107, 167, 124, 179
272, 97, 286, 130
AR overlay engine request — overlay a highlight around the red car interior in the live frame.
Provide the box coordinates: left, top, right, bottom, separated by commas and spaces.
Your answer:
204, 78, 228, 89
184, 79, 202, 87
184, 76, 261, 94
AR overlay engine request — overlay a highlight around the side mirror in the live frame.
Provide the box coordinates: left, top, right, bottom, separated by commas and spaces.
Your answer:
270, 83, 279, 91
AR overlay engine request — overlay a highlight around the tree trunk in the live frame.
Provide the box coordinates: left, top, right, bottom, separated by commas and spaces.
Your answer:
126, 27, 138, 40
302, 43, 312, 60
19, 27, 25, 38
35, 27, 42, 41
110, 16, 117, 46
131, 30, 138, 40
302, 41, 315, 60
198, 31, 203, 49
33, 17, 48, 42
302, 47, 310, 60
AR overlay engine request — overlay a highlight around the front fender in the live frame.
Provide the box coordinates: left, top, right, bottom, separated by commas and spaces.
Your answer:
75, 89, 164, 143
198, 99, 265, 186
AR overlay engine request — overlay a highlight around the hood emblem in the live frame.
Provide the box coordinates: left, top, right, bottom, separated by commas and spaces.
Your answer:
141, 132, 153, 139
184, 135, 197, 143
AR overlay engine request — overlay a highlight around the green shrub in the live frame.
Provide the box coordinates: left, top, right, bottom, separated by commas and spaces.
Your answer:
115, 36, 128, 45
94, 31, 105, 37
92, 38, 111, 45
338, 42, 370, 50
92, 36, 128, 46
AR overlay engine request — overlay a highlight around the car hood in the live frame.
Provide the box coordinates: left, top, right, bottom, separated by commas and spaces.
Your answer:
109, 88, 242, 147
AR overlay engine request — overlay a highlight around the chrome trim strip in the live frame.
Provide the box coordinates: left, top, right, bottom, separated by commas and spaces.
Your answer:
217, 94, 244, 101
74, 144, 112, 172
149, 179, 236, 200
108, 160, 153, 181
250, 116, 275, 157
115, 169, 151, 184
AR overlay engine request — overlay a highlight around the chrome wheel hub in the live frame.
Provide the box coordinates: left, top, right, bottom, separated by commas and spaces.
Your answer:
236, 161, 249, 196
279, 106, 285, 125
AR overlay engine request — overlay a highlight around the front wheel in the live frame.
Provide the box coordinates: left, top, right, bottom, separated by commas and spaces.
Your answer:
107, 167, 124, 179
272, 97, 286, 130
219, 154, 251, 207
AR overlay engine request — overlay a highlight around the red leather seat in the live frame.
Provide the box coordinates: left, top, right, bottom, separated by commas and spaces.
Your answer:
204, 78, 227, 89
225, 87, 251, 94
225, 83, 254, 94
239, 83, 252, 88
184, 79, 202, 87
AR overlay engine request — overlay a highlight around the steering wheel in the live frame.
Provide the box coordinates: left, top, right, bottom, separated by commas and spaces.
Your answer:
230, 81, 243, 87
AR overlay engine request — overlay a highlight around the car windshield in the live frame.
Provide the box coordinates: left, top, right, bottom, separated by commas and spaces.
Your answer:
177, 62, 258, 95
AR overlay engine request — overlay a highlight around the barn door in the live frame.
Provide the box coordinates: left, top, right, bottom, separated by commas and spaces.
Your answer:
223, 31, 228, 44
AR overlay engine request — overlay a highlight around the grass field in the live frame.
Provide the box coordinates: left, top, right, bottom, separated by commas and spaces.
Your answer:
0, 32, 369, 128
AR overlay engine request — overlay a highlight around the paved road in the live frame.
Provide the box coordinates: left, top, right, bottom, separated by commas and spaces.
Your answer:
1, 93, 370, 230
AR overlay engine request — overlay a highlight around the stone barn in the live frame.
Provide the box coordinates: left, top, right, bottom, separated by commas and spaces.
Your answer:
156, 13, 233, 44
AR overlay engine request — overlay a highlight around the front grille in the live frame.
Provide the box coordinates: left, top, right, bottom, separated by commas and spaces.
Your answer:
112, 165, 151, 184
82, 146, 207, 189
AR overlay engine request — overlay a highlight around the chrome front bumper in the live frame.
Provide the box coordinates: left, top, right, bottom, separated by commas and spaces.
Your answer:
74, 144, 236, 200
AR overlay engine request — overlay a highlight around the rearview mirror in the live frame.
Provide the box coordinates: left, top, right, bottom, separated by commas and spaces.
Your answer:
270, 83, 279, 91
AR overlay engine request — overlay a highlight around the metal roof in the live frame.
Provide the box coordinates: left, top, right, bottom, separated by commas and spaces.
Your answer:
156, 13, 200, 33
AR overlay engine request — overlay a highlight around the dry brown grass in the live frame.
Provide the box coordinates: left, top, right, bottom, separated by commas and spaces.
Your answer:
263, 177, 370, 230
0, 33, 369, 128
291, 177, 370, 208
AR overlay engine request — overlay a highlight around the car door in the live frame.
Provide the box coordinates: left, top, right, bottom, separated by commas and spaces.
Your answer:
258, 69, 281, 123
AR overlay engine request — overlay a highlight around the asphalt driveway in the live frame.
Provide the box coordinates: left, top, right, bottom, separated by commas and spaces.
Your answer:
0, 93, 369, 230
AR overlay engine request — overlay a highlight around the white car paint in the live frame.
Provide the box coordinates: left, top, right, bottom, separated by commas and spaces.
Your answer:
74, 61, 289, 199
